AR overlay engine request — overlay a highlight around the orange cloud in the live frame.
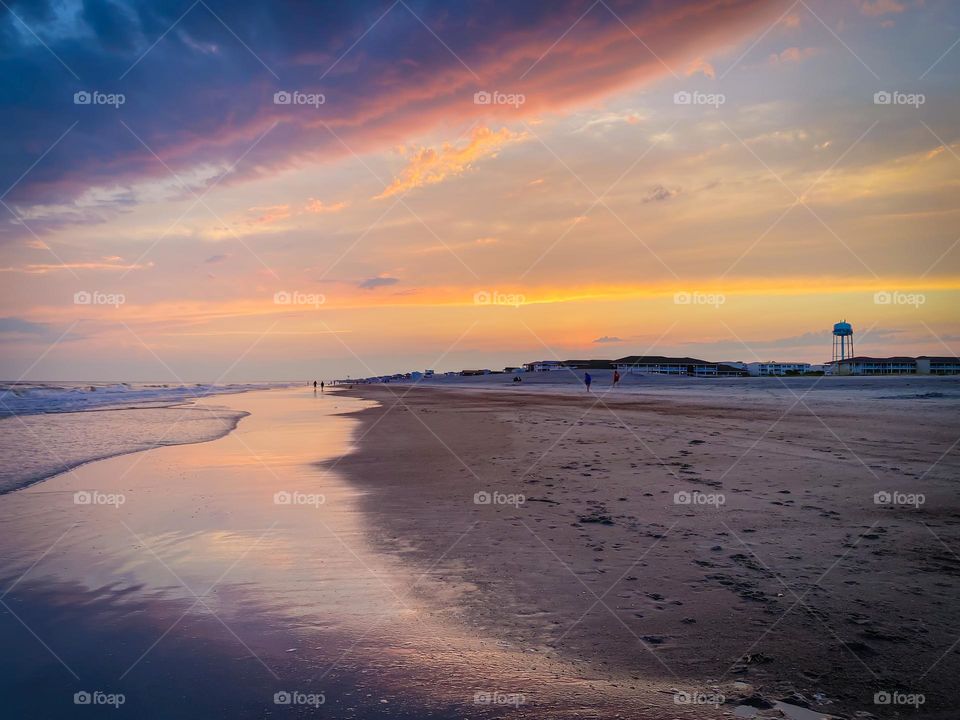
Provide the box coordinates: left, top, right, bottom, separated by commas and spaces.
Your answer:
246, 204, 291, 225
685, 57, 716, 79
304, 199, 348, 214
374, 126, 526, 200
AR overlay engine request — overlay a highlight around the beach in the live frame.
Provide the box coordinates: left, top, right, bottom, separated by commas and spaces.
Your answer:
335, 374, 960, 718
1, 378, 957, 718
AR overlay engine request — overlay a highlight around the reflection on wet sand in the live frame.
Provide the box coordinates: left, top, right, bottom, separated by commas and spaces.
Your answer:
0, 388, 710, 719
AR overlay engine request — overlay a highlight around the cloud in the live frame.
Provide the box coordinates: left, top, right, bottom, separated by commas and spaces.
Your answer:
685, 57, 716, 79
0, 317, 48, 334
0, 0, 778, 213
358, 276, 400, 290
304, 199, 347, 214
593, 336, 623, 343
857, 0, 906, 17
246, 205, 291, 225
642, 184, 681, 203
374, 126, 525, 199
204, 254, 229, 264
0, 260, 149, 274
770, 47, 821, 64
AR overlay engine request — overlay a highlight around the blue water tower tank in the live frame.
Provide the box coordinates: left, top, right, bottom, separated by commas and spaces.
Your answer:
833, 321, 853, 336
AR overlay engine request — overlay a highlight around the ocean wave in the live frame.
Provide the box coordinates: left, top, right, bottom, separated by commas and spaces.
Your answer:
0, 381, 294, 417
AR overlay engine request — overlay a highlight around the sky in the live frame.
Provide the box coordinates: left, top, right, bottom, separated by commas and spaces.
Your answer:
0, 0, 958, 381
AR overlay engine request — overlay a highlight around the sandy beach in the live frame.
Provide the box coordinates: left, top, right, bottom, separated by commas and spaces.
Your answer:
334, 374, 960, 719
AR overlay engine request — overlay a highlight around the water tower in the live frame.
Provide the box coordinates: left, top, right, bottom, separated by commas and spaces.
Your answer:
832, 320, 854, 363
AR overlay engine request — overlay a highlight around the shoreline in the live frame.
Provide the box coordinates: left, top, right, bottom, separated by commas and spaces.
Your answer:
333, 379, 960, 718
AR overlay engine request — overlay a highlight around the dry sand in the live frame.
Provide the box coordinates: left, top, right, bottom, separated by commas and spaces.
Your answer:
335, 375, 960, 719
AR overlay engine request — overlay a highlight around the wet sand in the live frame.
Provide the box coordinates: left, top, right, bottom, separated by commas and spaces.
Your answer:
335, 376, 960, 719
0, 387, 718, 719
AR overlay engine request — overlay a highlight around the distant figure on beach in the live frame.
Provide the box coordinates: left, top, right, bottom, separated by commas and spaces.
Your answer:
320, 381, 325, 392
313, 380, 317, 389
613, 370, 621, 387
584, 372, 592, 391
513, 375, 522, 383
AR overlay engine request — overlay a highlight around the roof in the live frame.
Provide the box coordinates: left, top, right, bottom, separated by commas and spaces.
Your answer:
614, 355, 711, 365
916, 356, 960, 362
562, 359, 615, 369
835, 356, 917, 363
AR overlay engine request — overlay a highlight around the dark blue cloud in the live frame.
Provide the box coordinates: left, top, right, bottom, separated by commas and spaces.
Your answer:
0, 0, 775, 212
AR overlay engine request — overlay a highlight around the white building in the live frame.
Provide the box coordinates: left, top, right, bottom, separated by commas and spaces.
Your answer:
746, 362, 812, 377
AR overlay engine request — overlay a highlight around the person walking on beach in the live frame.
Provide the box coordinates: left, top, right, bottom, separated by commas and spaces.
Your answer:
613, 370, 621, 387
320, 381, 325, 392
584, 372, 592, 392
313, 380, 317, 390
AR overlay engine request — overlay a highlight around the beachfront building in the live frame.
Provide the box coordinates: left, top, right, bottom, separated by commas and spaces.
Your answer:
833, 356, 917, 375
561, 359, 615, 370
746, 362, 812, 376
916, 356, 960, 375
613, 356, 746, 377
523, 361, 565, 372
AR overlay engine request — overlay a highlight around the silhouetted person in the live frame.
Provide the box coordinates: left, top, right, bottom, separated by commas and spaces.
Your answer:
313, 381, 317, 389
584, 372, 592, 391
613, 370, 621, 387
320, 381, 324, 392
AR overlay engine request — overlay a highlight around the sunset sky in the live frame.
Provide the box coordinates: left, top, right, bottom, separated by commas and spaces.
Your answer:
1, 0, 958, 380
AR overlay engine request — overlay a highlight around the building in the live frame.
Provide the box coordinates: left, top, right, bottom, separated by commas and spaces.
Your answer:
746, 362, 812, 377
561, 359, 615, 370
833, 356, 916, 375
916, 357, 960, 375
614, 356, 746, 377
523, 360, 565, 372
